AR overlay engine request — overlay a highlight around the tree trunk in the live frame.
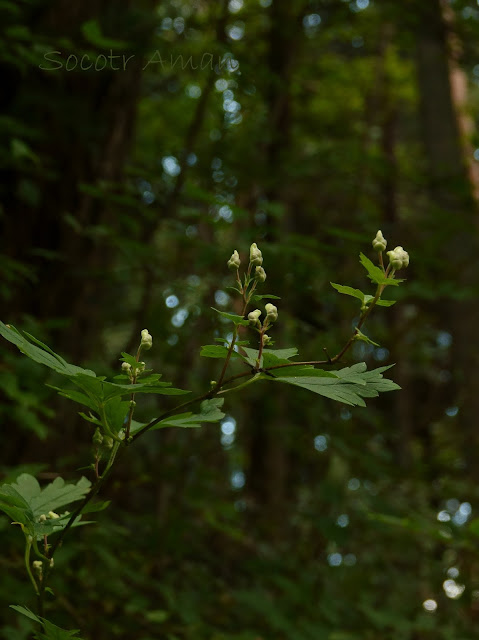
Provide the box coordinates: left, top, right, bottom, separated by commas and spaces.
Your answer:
415, 0, 479, 477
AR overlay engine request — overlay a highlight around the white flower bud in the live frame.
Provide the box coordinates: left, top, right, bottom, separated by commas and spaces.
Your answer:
121, 362, 132, 373
38, 514, 47, 522
265, 303, 278, 323
50, 558, 55, 568
255, 266, 267, 283
372, 230, 387, 252
47, 511, 59, 519
140, 329, 153, 350
32, 561, 43, 573
387, 246, 409, 270
248, 309, 262, 325
263, 334, 272, 346
227, 249, 241, 270
249, 243, 263, 266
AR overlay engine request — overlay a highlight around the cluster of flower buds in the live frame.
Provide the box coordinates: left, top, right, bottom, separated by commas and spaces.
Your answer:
227, 243, 268, 282
248, 303, 279, 329
38, 511, 60, 523
32, 560, 43, 576
140, 329, 152, 351
372, 230, 409, 270
387, 245, 409, 270
121, 360, 145, 379
227, 244, 278, 347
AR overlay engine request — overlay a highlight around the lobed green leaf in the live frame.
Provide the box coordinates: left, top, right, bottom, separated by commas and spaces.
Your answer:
200, 345, 241, 359
0, 322, 96, 377
330, 283, 365, 302
359, 253, 403, 287
211, 308, 250, 327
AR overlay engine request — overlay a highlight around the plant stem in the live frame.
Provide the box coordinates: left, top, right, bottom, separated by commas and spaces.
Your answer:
25, 540, 39, 596
129, 390, 215, 442
125, 346, 141, 440
216, 289, 252, 387
37, 442, 120, 615
264, 278, 394, 373
255, 329, 265, 369
35, 266, 393, 616
379, 252, 385, 271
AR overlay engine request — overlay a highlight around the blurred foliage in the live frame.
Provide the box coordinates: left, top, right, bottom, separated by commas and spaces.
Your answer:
3, 0, 479, 638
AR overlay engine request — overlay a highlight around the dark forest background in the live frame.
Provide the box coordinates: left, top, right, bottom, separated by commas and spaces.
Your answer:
2, 0, 479, 638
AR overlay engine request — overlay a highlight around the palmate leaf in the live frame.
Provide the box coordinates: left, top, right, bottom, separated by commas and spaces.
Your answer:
240, 347, 299, 368
10, 606, 83, 639
0, 322, 95, 377
71, 374, 189, 404
211, 308, 250, 327
366, 296, 396, 307
0, 324, 189, 412
250, 294, 281, 302
200, 344, 241, 359
330, 283, 366, 302
49, 375, 190, 434
268, 362, 400, 407
359, 253, 403, 287
0, 474, 91, 539
130, 398, 225, 434
331, 284, 396, 308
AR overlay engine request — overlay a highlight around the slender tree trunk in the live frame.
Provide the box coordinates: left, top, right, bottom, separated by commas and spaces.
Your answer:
415, 0, 479, 477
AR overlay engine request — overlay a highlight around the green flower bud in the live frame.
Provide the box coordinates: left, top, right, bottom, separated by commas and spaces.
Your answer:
140, 329, 153, 350
263, 334, 272, 346
372, 230, 387, 252
121, 362, 132, 373
102, 436, 114, 450
265, 303, 278, 323
249, 243, 263, 267
248, 309, 262, 325
255, 266, 267, 283
47, 511, 60, 519
38, 514, 47, 522
93, 428, 103, 446
387, 246, 409, 270
227, 249, 241, 270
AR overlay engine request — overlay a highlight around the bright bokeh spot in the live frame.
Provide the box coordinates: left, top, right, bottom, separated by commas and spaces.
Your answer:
423, 599, 437, 612
314, 435, 328, 451
328, 553, 342, 567
443, 579, 465, 599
